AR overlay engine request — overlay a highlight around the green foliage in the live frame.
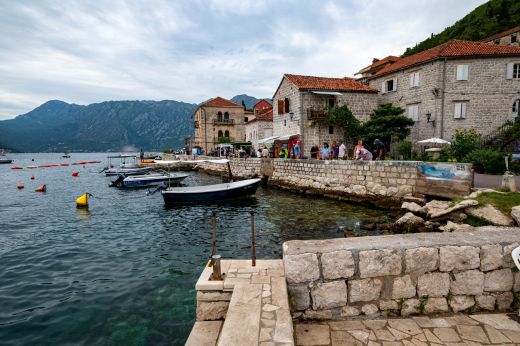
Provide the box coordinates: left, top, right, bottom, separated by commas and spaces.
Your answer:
514, 293, 520, 309
163, 148, 173, 154
463, 148, 506, 174
446, 291, 453, 304
415, 295, 429, 314
359, 103, 414, 149
474, 192, 520, 215
402, 0, 520, 57
398, 298, 407, 313
218, 137, 231, 143
328, 105, 361, 143
464, 214, 492, 227
448, 128, 482, 162
394, 140, 413, 160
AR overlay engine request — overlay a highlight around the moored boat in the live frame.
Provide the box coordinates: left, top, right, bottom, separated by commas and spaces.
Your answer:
104, 154, 152, 176
161, 178, 261, 204
111, 172, 189, 188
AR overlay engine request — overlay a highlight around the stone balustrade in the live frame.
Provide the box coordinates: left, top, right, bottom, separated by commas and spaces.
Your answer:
283, 228, 520, 320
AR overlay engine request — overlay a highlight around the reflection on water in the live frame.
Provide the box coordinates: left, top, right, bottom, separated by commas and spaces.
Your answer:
0, 153, 392, 346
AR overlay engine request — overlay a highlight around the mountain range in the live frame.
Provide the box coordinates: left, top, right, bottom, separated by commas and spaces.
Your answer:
0, 95, 265, 152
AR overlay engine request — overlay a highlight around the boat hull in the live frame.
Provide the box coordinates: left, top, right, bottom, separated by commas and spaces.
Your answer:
0, 158, 13, 164
161, 178, 260, 204
105, 167, 152, 176
122, 174, 188, 188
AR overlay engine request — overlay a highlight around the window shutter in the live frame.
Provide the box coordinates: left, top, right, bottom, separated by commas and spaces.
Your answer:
461, 102, 466, 118
415, 73, 419, 86
454, 103, 461, 118
393, 78, 398, 91
277, 100, 284, 114
456, 65, 463, 80
381, 82, 385, 93
507, 63, 514, 79
409, 74, 414, 88
463, 65, 468, 80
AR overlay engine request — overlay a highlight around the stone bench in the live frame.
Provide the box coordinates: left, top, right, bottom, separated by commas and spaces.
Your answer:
187, 259, 294, 345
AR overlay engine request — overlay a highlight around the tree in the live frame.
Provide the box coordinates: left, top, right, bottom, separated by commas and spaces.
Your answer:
359, 103, 414, 148
241, 100, 246, 110
327, 105, 360, 145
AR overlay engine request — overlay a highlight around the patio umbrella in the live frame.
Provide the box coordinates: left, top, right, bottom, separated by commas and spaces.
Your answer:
416, 137, 451, 145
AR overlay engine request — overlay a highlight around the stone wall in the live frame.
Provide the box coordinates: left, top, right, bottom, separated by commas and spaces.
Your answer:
283, 228, 520, 320
195, 158, 262, 178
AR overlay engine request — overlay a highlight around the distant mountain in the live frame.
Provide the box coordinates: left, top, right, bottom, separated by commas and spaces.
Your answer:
230, 94, 272, 109
0, 100, 197, 152
403, 0, 520, 56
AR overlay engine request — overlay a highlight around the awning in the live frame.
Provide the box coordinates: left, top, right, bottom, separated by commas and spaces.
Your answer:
276, 133, 300, 141
258, 136, 279, 144
311, 91, 343, 96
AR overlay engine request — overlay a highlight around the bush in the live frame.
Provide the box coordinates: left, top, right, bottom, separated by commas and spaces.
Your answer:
394, 140, 412, 160
448, 128, 482, 162
463, 148, 506, 174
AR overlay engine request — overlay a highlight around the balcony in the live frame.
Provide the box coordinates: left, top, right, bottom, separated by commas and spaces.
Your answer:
306, 107, 332, 120
213, 118, 235, 125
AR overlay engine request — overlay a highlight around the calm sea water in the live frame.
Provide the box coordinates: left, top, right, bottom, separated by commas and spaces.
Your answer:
0, 153, 391, 345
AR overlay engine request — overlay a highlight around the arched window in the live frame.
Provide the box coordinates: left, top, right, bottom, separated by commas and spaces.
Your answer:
513, 99, 520, 121
225, 130, 230, 137
218, 130, 223, 138
284, 98, 290, 113
217, 112, 223, 122
224, 112, 229, 121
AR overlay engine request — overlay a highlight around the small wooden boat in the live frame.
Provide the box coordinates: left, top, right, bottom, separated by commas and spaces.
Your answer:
62, 152, 71, 158
161, 178, 261, 204
111, 172, 189, 188
105, 167, 153, 176
0, 158, 13, 164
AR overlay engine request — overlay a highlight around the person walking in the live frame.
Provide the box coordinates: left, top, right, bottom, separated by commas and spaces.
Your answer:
321, 142, 330, 160
261, 146, 269, 158
338, 141, 346, 160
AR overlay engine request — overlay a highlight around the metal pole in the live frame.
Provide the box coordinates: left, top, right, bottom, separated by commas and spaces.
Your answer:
250, 208, 256, 267
212, 210, 217, 257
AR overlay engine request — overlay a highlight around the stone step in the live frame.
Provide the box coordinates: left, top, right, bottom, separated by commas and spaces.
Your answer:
217, 282, 263, 346
185, 321, 222, 346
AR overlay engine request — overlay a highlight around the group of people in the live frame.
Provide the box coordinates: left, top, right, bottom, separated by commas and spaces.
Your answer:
310, 139, 385, 161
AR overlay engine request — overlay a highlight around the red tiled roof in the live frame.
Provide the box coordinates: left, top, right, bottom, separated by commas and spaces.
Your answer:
253, 99, 273, 111
245, 110, 254, 115
246, 109, 273, 124
201, 96, 242, 108
284, 74, 378, 93
371, 40, 520, 78
356, 56, 401, 75
481, 26, 520, 42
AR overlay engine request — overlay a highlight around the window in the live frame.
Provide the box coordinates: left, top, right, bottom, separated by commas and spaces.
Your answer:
456, 64, 468, 81
381, 78, 397, 93
284, 98, 290, 113
513, 99, 520, 121
244, 116, 248, 123
217, 112, 223, 122
328, 98, 335, 109
218, 130, 223, 138
407, 104, 419, 121
409, 71, 420, 88
277, 100, 284, 114
224, 130, 230, 137
329, 126, 334, 134
494, 39, 500, 45
512, 34, 517, 43
454, 102, 467, 119
507, 63, 520, 79
224, 112, 229, 121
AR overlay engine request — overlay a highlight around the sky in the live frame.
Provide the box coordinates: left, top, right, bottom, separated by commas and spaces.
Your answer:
0, 0, 489, 120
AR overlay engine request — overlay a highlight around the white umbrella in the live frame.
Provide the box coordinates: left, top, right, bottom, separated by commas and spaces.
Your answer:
417, 137, 451, 145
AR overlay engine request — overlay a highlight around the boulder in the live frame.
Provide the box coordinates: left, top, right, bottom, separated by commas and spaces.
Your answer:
394, 212, 424, 232
428, 199, 478, 219
401, 202, 423, 214
467, 204, 513, 226
403, 195, 426, 206
439, 221, 475, 233
511, 206, 520, 226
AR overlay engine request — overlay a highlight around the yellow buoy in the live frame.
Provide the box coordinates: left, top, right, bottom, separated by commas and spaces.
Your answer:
76, 192, 91, 208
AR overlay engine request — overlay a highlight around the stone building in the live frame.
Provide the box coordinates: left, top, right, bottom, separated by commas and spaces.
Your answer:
481, 25, 520, 47
192, 97, 246, 154
272, 74, 379, 156
366, 40, 520, 142
245, 109, 273, 151
355, 56, 401, 84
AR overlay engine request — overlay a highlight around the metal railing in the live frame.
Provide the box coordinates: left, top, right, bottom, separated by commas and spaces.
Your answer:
306, 107, 332, 120
213, 118, 235, 125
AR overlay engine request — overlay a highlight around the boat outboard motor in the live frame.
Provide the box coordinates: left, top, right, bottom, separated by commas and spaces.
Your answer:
110, 174, 126, 188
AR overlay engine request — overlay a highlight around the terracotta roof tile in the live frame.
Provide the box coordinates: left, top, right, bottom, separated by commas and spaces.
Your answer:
371, 40, 520, 78
481, 26, 520, 42
285, 74, 378, 93
256, 109, 273, 121
201, 96, 242, 108
356, 56, 401, 75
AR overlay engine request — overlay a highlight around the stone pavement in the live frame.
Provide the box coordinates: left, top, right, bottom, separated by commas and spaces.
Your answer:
294, 313, 520, 345
186, 259, 294, 346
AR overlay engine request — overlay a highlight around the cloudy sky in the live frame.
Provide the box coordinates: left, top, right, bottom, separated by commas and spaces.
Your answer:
0, 0, 488, 120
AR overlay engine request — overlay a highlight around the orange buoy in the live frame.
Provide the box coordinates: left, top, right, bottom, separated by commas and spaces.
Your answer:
17, 181, 24, 189
72, 171, 79, 177
30, 174, 35, 180
35, 184, 46, 192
